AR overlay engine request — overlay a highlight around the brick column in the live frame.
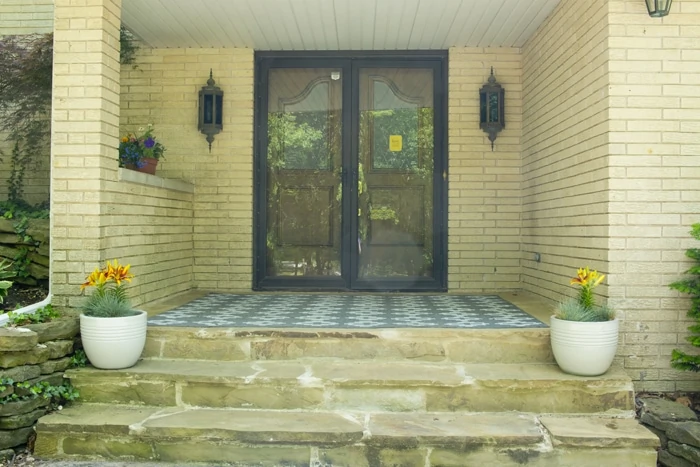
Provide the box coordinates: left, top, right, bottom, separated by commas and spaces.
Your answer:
50, 0, 122, 307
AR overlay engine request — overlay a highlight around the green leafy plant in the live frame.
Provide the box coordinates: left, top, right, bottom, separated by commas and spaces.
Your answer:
69, 349, 88, 368
670, 223, 700, 372
81, 259, 139, 318
0, 259, 13, 304
554, 267, 616, 322
0, 379, 78, 407
118, 124, 166, 168
7, 304, 59, 326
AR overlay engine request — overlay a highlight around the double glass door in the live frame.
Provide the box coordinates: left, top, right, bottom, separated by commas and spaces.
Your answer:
255, 54, 446, 291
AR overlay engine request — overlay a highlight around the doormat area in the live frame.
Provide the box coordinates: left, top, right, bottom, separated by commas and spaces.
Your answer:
147, 294, 547, 329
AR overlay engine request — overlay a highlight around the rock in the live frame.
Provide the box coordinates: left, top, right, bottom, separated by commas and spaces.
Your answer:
667, 421, 700, 450
0, 449, 14, 461
0, 365, 41, 383
659, 449, 695, 467
25, 220, 48, 244
640, 398, 698, 431
38, 357, 71, 375
0, 385, 13, 399
0, 234, 19, 245
0, 220, 15, 235
669, 440, 700, 466
0, 426, 34, 450
0, 408, 47, 429
0, 345, 50, 369
36, 243, 49, 257
0, 328, 38, 352
24, 318, 79, 343
27, 263, 49, 281
43, 340, 73, 360
0, 396, 49, 417
27, 252, 49, 268
676, 396, 692, 408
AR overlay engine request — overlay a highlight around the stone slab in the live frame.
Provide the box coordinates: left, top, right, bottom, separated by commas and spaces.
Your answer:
0, 426, 33, 450
37, 404, 162, 435
0, 328, 37, 352
669, 440, 700, 466
142, 408, 364, 445
539, 416, 660, 448
25, 318, 79, 343
0, 395, 49, 417
310, 360, 464, 386
640, 398, 698, 432
368, 413, 543, 448
62, 435, 154, 460
0, 407, 47, 429
181, 383, 325, 410
155, 442, 310, 465
38, 357, 71, 375
43, 340, 73, 359
0, 365, 41, 383
659, 449, 696, 467
72, 379, 176, 406
666, 421, 700, 449
0, 344, 50, 369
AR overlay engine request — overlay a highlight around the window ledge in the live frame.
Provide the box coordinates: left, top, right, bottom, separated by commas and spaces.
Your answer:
118, 168, 194, 194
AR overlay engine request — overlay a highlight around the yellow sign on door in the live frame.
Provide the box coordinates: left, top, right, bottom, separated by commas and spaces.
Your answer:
389, 135, 403, 152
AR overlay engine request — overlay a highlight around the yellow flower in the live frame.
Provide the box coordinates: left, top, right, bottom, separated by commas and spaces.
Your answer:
80, 267, 107, 290
570, 267, 605, 288
121, 136, 129, 143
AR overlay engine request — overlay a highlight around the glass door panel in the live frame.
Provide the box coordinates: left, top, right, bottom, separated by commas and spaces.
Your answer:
356, 68, 435, 279
265, 68, 343, 278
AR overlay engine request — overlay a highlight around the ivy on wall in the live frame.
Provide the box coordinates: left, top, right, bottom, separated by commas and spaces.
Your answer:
0, 27, 139, 205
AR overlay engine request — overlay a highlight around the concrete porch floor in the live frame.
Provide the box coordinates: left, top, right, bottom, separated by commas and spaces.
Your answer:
139, 291, 553, 329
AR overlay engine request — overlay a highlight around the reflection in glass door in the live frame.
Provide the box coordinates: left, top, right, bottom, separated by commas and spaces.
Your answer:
265, 68, 343, 279
255, 54, 446, 291
356, 68, 435, 280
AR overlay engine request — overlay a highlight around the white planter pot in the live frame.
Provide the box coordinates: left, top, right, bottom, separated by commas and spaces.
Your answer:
550, 316, 619, 376
80, 310, 148, 370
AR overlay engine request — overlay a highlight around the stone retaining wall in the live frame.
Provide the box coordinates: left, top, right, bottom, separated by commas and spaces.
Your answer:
0, 218, 49, 286
639, 398, 700, 467
0, 317, 78, 455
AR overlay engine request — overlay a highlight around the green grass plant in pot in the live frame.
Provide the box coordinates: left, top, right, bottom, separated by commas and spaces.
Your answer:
79, 260, 147, 369
550, 267, 618, 376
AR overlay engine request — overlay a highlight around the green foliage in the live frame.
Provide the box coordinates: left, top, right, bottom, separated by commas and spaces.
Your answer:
6, 304, 59, 326
670, 223, 700, 372
554, 298, 615, 322
0, 259, 13, 303
0, 378, 79, 407
69, 349, 88, 368
83, 292, 138, 318
0, 28, 138, 204
0, 201, 48, 280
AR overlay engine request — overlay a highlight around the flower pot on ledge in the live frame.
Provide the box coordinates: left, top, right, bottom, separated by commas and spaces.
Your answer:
125, 157, 158, 175
80, 310, 147, 369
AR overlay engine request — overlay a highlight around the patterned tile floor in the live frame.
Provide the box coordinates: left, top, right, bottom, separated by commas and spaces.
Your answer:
147, 294, 547, 329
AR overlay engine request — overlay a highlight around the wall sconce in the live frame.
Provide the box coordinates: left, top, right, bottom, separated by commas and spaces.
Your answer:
479, 67, 505, 151
645, 0, 672, 17
198, 69, 223, 152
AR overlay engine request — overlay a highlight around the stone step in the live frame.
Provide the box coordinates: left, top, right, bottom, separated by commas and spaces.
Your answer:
66, 359, 634, 414
34, 404, 659, 466
143, 326, 554, 364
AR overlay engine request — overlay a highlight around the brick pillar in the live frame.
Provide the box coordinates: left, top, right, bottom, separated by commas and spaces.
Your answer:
50, 0, 122, 307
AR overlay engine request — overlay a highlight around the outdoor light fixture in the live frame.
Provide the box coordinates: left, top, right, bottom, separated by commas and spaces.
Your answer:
645, 0, 672, 17
198, 69, 223, 152
479, 67, 505, 151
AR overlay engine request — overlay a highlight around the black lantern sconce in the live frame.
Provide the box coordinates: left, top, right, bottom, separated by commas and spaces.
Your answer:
479, 67, 505, 151
645, 0, 672, 17
198, 69, 223, 152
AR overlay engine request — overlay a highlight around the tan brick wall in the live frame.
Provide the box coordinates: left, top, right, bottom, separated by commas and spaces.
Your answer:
448, 48, 522, 292
0, 0, 53, 205
51, 0, 194, 309
607, 0, 700, 392
521, 0, 611, 304
0, 0, 53, 36
119, 47, 254, 292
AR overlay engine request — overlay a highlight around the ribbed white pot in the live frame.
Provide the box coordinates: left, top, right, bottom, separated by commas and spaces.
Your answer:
550, 317, 619, 376
80, 311, 147, 370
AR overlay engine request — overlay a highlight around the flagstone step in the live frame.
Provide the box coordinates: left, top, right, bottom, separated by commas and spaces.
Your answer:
66, 359, 634, 414
143, 326, 554, 364
34, 405, 659, 466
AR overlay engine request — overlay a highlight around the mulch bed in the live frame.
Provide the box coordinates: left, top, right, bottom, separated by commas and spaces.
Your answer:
1, 285, 49, 313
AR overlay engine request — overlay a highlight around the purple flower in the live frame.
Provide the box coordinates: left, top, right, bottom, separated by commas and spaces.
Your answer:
144, 137, 155, 148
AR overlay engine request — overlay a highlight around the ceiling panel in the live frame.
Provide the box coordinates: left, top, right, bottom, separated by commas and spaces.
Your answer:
121, 0, 562, 50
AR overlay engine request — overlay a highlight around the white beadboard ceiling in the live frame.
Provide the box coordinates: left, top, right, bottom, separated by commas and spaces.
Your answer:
121, 0, 561, 50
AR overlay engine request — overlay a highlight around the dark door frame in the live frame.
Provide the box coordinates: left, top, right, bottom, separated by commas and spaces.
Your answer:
253, 51, 448, 292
